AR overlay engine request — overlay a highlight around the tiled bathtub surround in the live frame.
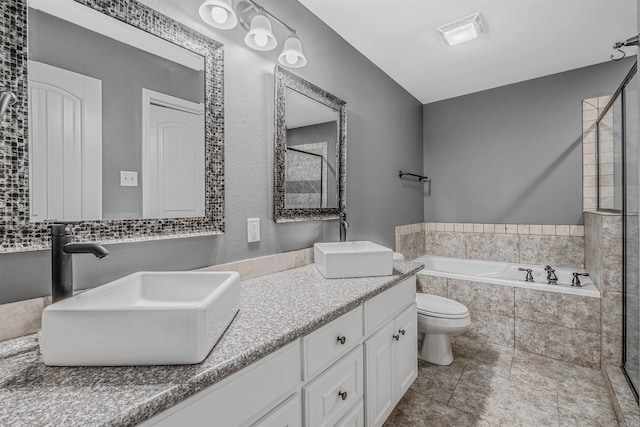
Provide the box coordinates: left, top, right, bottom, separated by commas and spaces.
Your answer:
417, 274, 601, 368
585, 211, 623, 366
395, 222, 426, 261
424, 222, 585, 268
0, 248, 315, 343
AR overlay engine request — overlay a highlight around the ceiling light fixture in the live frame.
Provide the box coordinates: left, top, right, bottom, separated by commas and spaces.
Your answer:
199, 0, 307, 68
198, 0, 238, 30
278, 33, 307, 68
245, 12, 277, 51
437, 12, 484, 46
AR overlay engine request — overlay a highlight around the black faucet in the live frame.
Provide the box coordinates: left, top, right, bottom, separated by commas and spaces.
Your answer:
51, 223, 109, 303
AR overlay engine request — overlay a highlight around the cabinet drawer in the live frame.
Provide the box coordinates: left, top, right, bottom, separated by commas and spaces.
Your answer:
252, 393, 301, 427
364, 276, 415, 335
335, 400, 364, 427
302, 306, 363, 380
304, 346, 364, 427
144, 341, 301, 427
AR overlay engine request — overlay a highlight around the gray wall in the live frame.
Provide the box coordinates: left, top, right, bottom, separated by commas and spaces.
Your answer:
423, 57, 635, 225
0, 0, 424, 304
29, 9, 204, 219
287, 121, 338, 206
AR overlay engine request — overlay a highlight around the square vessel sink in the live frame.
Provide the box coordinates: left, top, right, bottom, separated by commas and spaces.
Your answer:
40, 271, 240, 366
314, 241, 394, 279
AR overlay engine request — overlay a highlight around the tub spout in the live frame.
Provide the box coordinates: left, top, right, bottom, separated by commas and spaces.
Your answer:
544, 265, 558, 284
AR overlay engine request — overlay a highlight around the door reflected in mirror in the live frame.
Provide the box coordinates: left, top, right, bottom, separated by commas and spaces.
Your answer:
28, 2, 205, 222
285, 88, 339, 209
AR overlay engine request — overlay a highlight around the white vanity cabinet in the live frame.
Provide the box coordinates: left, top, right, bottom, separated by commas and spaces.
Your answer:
141, 276, 416, 427
363, 276, 417, 427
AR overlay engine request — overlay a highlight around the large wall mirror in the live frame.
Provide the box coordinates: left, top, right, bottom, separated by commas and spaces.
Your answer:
273, 66, 346, 222
0, 0, 225, 252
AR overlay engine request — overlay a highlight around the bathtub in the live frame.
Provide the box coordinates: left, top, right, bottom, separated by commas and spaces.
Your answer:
414, 255, 599, 298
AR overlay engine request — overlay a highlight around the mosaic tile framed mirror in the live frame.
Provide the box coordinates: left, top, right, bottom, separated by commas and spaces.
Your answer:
0, 0, 225, 252
273, 66, 347, 223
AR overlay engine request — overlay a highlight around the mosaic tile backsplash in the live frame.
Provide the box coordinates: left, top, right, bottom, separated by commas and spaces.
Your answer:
0, 0, 225, 252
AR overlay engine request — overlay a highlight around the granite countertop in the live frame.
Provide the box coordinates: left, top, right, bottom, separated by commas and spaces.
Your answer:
0, 261, 423, 427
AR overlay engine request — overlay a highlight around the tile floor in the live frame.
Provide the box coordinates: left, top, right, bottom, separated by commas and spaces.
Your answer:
384, 336, 619, 426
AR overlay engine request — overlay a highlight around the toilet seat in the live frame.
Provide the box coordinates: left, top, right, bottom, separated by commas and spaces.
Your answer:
416, 294, 469, 319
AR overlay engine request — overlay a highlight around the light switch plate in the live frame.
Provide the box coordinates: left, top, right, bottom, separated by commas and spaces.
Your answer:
247, 218, 260, 243
120, 171, 138, 187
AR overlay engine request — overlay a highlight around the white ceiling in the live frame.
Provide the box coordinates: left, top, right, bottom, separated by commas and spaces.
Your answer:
298, 0, 638, 104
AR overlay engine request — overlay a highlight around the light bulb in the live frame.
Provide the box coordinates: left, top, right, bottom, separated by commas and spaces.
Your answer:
254, 33, 268, 47
210, 6, 228, 24
285, 52, 297, 65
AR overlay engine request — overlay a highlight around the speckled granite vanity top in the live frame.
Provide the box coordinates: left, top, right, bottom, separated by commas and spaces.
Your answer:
0, 261, 423, 427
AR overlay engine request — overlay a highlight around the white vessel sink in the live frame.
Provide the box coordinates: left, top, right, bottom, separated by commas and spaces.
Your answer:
314, 241, 394, 279
40, 271, 241, 366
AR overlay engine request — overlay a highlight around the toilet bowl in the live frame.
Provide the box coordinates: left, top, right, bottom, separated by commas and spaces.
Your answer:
416, 293, 471, 365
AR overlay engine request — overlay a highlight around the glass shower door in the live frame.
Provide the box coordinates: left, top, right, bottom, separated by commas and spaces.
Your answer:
624, 68, 639, 397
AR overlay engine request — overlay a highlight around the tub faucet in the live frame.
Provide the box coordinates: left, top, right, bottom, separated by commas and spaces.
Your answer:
518, 268, 534, 282
544, 265, 558, 284
51, 223, 109, 303
571, 272, 589, 287
339, 211, 349, 242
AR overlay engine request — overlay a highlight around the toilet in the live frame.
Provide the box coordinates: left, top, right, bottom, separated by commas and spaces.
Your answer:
415, 293, 471, 365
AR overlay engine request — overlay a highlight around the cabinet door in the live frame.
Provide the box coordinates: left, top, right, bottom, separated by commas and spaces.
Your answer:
364, 321, 396, 427
394, 304, 417, 399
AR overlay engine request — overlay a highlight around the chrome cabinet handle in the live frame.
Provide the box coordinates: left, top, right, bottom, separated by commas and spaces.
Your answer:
338, 391, 348, 400
337, 336, 346, 345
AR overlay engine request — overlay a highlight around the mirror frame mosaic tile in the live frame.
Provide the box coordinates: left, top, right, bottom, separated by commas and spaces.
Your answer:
0, 0, 225, 253
273, 66, 347, 223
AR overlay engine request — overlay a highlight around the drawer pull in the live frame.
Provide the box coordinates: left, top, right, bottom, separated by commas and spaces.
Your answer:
393, 334, 400, 341
338, 391, 348, 401
399, 329, 406, 336
337, 336, 346, 345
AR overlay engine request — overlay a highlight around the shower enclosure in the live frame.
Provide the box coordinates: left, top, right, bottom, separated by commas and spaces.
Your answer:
597, 61, 639, 400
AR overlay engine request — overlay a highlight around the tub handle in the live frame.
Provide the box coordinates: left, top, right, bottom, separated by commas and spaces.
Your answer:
518, 268, 534, 282
572, 272, 589, 287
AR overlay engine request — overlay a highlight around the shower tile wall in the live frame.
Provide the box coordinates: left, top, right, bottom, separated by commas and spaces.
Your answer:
583, 96, 614, 211
585, 211, 623, 367
284, 142, 328, 208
